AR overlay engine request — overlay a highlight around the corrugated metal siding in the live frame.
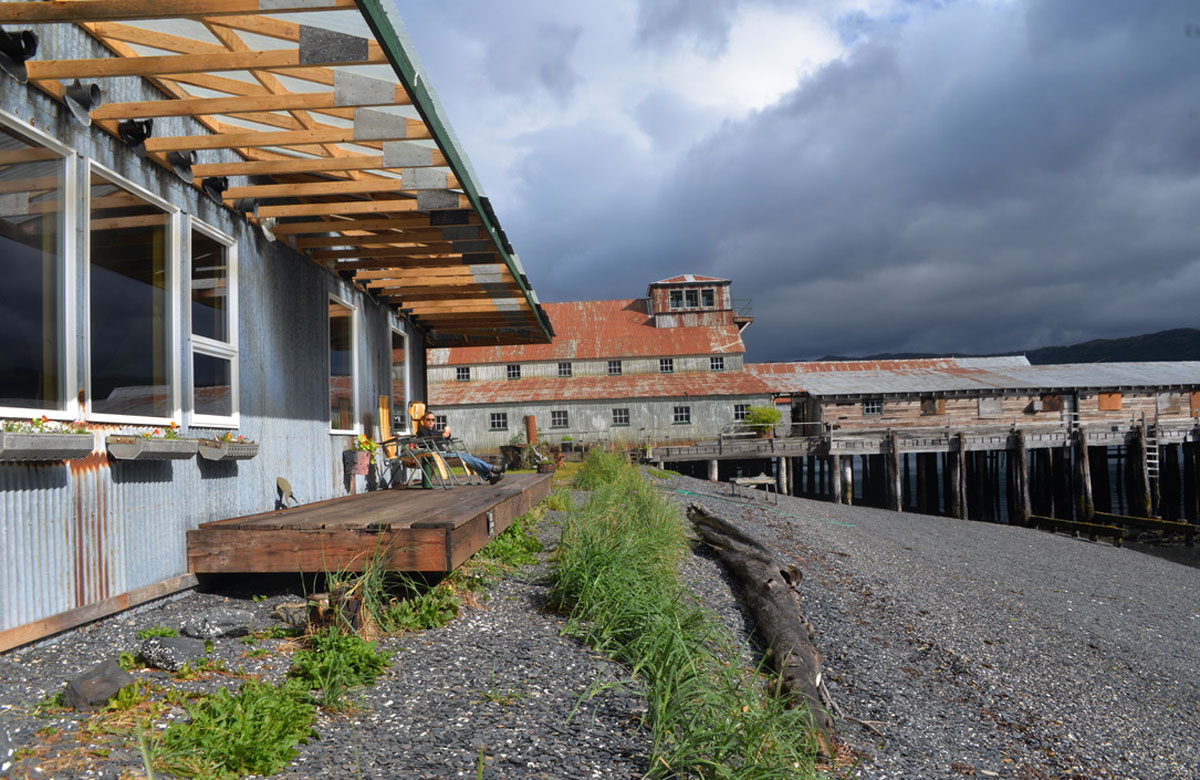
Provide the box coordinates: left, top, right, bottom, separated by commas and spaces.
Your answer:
429, 354, 746, 384
429, 371, 773, 406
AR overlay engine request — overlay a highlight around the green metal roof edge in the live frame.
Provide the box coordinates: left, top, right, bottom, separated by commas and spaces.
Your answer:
354, 0, 554, 342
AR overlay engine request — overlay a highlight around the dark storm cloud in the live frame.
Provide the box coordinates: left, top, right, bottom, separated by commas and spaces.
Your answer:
538, 0, 1200, 361
482, 23, 582, 104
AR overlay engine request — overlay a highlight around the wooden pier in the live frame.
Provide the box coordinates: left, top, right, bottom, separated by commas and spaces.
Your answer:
187, 473, 553, 574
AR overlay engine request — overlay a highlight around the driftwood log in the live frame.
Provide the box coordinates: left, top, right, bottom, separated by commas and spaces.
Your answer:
687, 503, 837, 754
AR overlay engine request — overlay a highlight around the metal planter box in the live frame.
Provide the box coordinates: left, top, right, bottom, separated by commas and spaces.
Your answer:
0, 431, 95, 461
197, 439, 259, 461
106, 435, 198, 461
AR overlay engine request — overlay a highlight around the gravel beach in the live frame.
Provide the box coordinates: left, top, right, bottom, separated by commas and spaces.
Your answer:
1, 472, 1197, 779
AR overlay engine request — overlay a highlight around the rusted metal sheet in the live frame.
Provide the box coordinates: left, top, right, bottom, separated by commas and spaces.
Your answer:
430, 371, 772, 406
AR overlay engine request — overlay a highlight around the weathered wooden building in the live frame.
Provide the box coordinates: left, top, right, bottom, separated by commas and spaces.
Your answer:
427, 275, 771, 452
0, 0, 552, 650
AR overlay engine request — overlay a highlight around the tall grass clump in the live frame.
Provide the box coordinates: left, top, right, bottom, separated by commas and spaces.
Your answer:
549, 450, 820, 779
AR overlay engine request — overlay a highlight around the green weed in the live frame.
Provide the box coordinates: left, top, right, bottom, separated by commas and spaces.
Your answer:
549, 450, 820, 780
288, 628, 391, 708
136, 625, 178, 640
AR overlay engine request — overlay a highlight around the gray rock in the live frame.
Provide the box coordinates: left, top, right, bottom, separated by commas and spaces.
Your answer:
1, 724, 13, 774
181, 606, 253, 639
61, 658, 134, 709
272, 601, 309, 628
139, 636, 208, 672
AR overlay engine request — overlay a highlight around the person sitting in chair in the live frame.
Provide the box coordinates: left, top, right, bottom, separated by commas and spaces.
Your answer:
418, 411, 506, 484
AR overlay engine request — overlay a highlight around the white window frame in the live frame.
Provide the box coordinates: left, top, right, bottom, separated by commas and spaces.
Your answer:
390, 324, 409, 420
506, 363, 521, 380
84, 160, 181, 426
186, 217, 238, 428
328, 293, 359, 435
660, 358, 674, 374
673, 405, 691, 424
551, 410, 569, 428
455, 366, 470, 382
0, 111, 78, 423
612, 408, 630, 426
608, 359, 622, 376
710, 356, 725, 372
557, 361, 572, 378
734, 403, 750, 421
863, 399, 883, 415
489, 411, 508, 431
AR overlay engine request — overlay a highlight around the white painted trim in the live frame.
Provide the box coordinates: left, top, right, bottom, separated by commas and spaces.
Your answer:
328, 292, 359, 435
186, 217, 240, 429
83, 159, 182, 426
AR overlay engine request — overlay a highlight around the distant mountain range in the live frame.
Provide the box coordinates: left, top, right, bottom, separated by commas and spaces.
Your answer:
814, 328, 1200, 365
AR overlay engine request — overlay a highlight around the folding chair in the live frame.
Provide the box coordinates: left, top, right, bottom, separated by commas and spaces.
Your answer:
376, 397, 452, 489
423, 434, 486, 485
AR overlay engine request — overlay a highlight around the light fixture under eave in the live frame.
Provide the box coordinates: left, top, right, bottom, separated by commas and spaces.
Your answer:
0, 29, 36, 84
166, 150, 195, 182
232, 198, 258, 215
63, 79, 103, 126
201, 176, 228, 206
117, 118, 152, 157
258, 217, 278, 243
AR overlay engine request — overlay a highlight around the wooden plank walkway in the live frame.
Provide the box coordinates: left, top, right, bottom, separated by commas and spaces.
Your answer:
187, 473, 553, 574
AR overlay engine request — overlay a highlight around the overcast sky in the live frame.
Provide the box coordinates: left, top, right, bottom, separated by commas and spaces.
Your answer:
397, 1, 1200, 362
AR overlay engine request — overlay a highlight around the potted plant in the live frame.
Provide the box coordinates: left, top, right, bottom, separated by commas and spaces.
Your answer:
107, 423, 198, 461
197, 431, 259, 461
0, 416, 94, 462
344, 434, 377, 475
744, 405, 782, 438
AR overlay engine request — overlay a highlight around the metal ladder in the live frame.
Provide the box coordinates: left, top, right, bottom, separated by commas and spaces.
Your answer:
1144, 412, 1160, 479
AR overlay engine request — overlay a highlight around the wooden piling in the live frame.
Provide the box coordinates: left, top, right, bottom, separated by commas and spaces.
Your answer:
1161, 444, 1181, 522
1089, 446, 1111, 514
1127, 425, 1152, 518
886, 433, 902, 512
708, 458, 719, 482
1184, 440, 1199, 523
1073, 429, 1094, 523
1008, 430, 1031, 525
842, 455, 854, 505
829, 452, 842, 505
1051, 447, 1071, 520
948, 434, 966, 519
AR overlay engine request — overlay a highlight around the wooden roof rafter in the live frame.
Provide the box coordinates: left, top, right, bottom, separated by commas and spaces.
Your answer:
0, 0, 552, 346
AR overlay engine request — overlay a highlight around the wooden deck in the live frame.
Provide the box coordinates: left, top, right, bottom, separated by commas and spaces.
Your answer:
187, 473, 553, 574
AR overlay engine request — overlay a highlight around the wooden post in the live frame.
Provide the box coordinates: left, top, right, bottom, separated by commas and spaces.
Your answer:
1073, 429, 1094, 523
1008, 431, 1031, 525
1051, 446, 1071, 520
1127, 425, 1152, 518
948, 434, 966, 519
885, 434, 902, 512
1184, 440, 1200, 523
1090, 445, 1111, 514
1162, 444, 1181, 522
829, 451, 842, 505
778, 457, 789, 496
708, 458, 719, 483
842, 455, 855, 505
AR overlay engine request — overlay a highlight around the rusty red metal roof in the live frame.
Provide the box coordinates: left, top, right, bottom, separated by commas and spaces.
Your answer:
428, 298, 746, 365
430, 371, 772, 405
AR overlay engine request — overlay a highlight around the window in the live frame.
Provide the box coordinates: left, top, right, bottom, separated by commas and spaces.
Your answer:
434, 414, 447, 432
701, 288, 715, 307
612, 408, 629, 426
0, 121, 70, 415
489, 412, 508, 430
734, 404, 750, 421
659, 358, 674, 374
189, 220, 237, 425
506, 363, 521, 380
710, 356, 725, 372
920, 396, 945, 416
685, 289, 699, 308
328, 299, 356, 431
608, 360, 622, 375
391, 328, 407, 423
456, 366, 470, 382
551, 410, 569, 428
1098, 392, 1123, 411
673, 405, 691, 424
862, 399, 883, 415
89, 166, 177, 420
558, 362, 572, 378
669, 290, 683, 309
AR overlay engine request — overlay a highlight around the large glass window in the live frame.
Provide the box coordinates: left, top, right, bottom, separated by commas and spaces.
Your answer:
89, 168, 174, 419
189, 221, 236, 425
391, 328, 407, 424
0, 124, 67, 413
329, 299, 356, 431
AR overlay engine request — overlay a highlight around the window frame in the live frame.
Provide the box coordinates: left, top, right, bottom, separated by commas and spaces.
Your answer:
434, 414, 447, 433
455, 366, 471, 382
701, 288, 715, 307
550, 409, 569, 429
673, 405, 691, 424
659, 358, 674, 374
734, 403, 750, 421
710, 356, 725, 372
506, 363, 521, 380
186, 217, 239, 429
84, 159, 182, 426
669, 290, 683, 309
612, 408, 630, 426
389, 324, 409, 426
862, 399, 883, 416
685, 289, 699, 308
557, 361, 572, 378
608, 359, 622, 376
0, 112, 78, 423
489, 411, 508, 431
328, 293, 359, 435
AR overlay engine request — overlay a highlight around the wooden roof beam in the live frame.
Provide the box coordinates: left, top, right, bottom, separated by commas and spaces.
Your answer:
142, 120, 429, 153
223, 171, 456, 199
91, 87, 411, 121
25, 47, 385, 81
269, 213, 477, 236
